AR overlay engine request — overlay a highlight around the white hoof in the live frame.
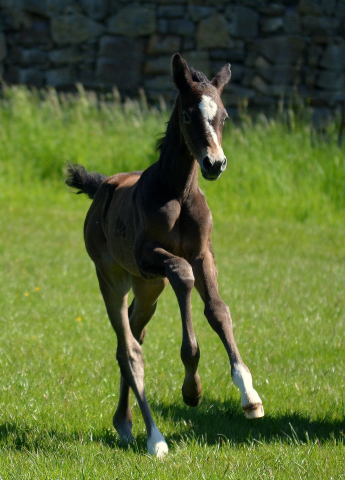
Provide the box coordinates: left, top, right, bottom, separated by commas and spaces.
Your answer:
232, 364, 264, 419
243, 403, 265, 419
147, 426, 168, 458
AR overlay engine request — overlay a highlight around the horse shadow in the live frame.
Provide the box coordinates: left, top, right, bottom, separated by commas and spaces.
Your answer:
151, 395, 344, 449
1, 396, 343, 455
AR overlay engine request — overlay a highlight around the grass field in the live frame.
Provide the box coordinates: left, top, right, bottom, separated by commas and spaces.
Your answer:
0, 87, 344, 479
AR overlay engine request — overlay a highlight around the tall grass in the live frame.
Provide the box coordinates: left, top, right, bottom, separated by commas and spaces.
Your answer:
0, 85, 344, 224
0, 85, 166, 182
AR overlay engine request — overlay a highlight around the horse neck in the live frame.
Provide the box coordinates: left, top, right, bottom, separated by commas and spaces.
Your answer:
157, 100, 198, 200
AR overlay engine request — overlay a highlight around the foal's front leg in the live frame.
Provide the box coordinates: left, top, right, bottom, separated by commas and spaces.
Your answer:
193, 251, 264, 418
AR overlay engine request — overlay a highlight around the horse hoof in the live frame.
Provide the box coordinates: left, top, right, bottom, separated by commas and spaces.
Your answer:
182, 392, 202, 407
243, 403, 264, 419
147, 427, 168, 458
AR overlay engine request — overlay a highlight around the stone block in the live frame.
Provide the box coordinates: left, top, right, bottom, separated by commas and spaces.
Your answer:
226, 6, 259, 38
147, 35, 181, 54
79, 0, 109, 20
19, 68, 45, 87
252, 75, 269, 94
46, 66, 77, 87
258, 36, 305, 65
196, 14, 230, 49
261, 16, 284, 33
188, 6, 213, 21
155, 0, 186, 3
301, 15, 340, 35
0, 34, 6, 62
158, 6, 185, 18
222, 84, 256, 103
320, 42, 345, 71
23, 47, 47, 65
184, 51, 210, 78
97, 36, 144, 91
46, 0, 70, 17
182, 38, 196, 51
268, 84, 296, 96
298, 0, 323, 15
303, 67, 318, 87
144, 75, 172, 91
49, 47, 86, 65
259, 4, 285, 16
157, 19, 169, 34
78, 63, 97, 85
3, 65, 20, 84
258, 65, 300, 85
167, 19, 195, 37
108, 6, 156, 37
144, 56, 172, 75
21, 0, 47, 17
322, 0, 337, 15
51, 14, 104, 45
14, 18, 51, 46
283, 9, 301, 34
316, 70, 345, 91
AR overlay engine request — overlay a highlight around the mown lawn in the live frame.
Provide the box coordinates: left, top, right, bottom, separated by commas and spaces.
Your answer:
0, 88, 344, 478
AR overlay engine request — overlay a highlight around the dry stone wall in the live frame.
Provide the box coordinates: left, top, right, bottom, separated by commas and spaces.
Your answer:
0, 0, 345, 111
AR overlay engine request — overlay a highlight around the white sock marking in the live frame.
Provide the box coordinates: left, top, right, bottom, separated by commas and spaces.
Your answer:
147, 425, 168, 458
232, 364, 262, 408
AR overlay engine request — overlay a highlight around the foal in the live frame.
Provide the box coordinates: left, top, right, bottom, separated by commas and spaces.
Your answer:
66, 53, 264, 457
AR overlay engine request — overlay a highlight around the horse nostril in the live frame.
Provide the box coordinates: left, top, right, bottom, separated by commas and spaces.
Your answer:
222, 157, 227, 170
202, 156, 212, 171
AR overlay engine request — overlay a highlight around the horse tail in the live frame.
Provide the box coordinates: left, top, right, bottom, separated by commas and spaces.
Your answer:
65, 163, 108, 199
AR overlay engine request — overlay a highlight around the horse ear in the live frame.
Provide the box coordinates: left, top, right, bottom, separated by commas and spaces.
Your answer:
211, 63, 231, 95
172, 53, 193, 92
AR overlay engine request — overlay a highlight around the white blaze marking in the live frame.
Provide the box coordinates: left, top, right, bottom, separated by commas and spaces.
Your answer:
199, 94, 218, 122
199, 94, 222, 152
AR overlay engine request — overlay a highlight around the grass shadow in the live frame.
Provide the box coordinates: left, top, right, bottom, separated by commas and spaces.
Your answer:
151, 395, 345, 448
1, 396, 343, 455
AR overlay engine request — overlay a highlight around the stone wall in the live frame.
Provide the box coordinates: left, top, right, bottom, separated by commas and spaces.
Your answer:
1, 0, 345, 111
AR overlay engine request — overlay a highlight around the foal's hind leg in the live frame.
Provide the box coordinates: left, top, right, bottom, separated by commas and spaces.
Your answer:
139, 245, 202, 407
114, 276, 167, 451
96, 264, 168, 457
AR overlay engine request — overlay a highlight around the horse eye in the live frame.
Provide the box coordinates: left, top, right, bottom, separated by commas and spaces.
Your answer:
182, 110, 192, 124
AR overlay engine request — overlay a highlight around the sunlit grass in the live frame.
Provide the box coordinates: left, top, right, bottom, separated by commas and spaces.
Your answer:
0, 87, 344, 478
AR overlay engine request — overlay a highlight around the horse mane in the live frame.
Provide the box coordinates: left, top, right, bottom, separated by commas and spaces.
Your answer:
156, 67, 210, 153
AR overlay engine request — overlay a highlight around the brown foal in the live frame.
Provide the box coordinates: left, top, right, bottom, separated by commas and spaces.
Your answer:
66, 53, 264, 457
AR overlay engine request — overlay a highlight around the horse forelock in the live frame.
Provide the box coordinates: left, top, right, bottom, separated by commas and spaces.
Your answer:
190, 68, 209, 85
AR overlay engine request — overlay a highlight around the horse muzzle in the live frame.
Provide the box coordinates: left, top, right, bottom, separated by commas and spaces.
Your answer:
200, 155, 227, 181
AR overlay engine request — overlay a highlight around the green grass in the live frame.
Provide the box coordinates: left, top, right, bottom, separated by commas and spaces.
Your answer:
0, 87, 344, 478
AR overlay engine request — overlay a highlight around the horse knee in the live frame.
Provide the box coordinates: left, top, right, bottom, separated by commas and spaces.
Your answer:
205, 299, 231, 332
116, 341, 145, 386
